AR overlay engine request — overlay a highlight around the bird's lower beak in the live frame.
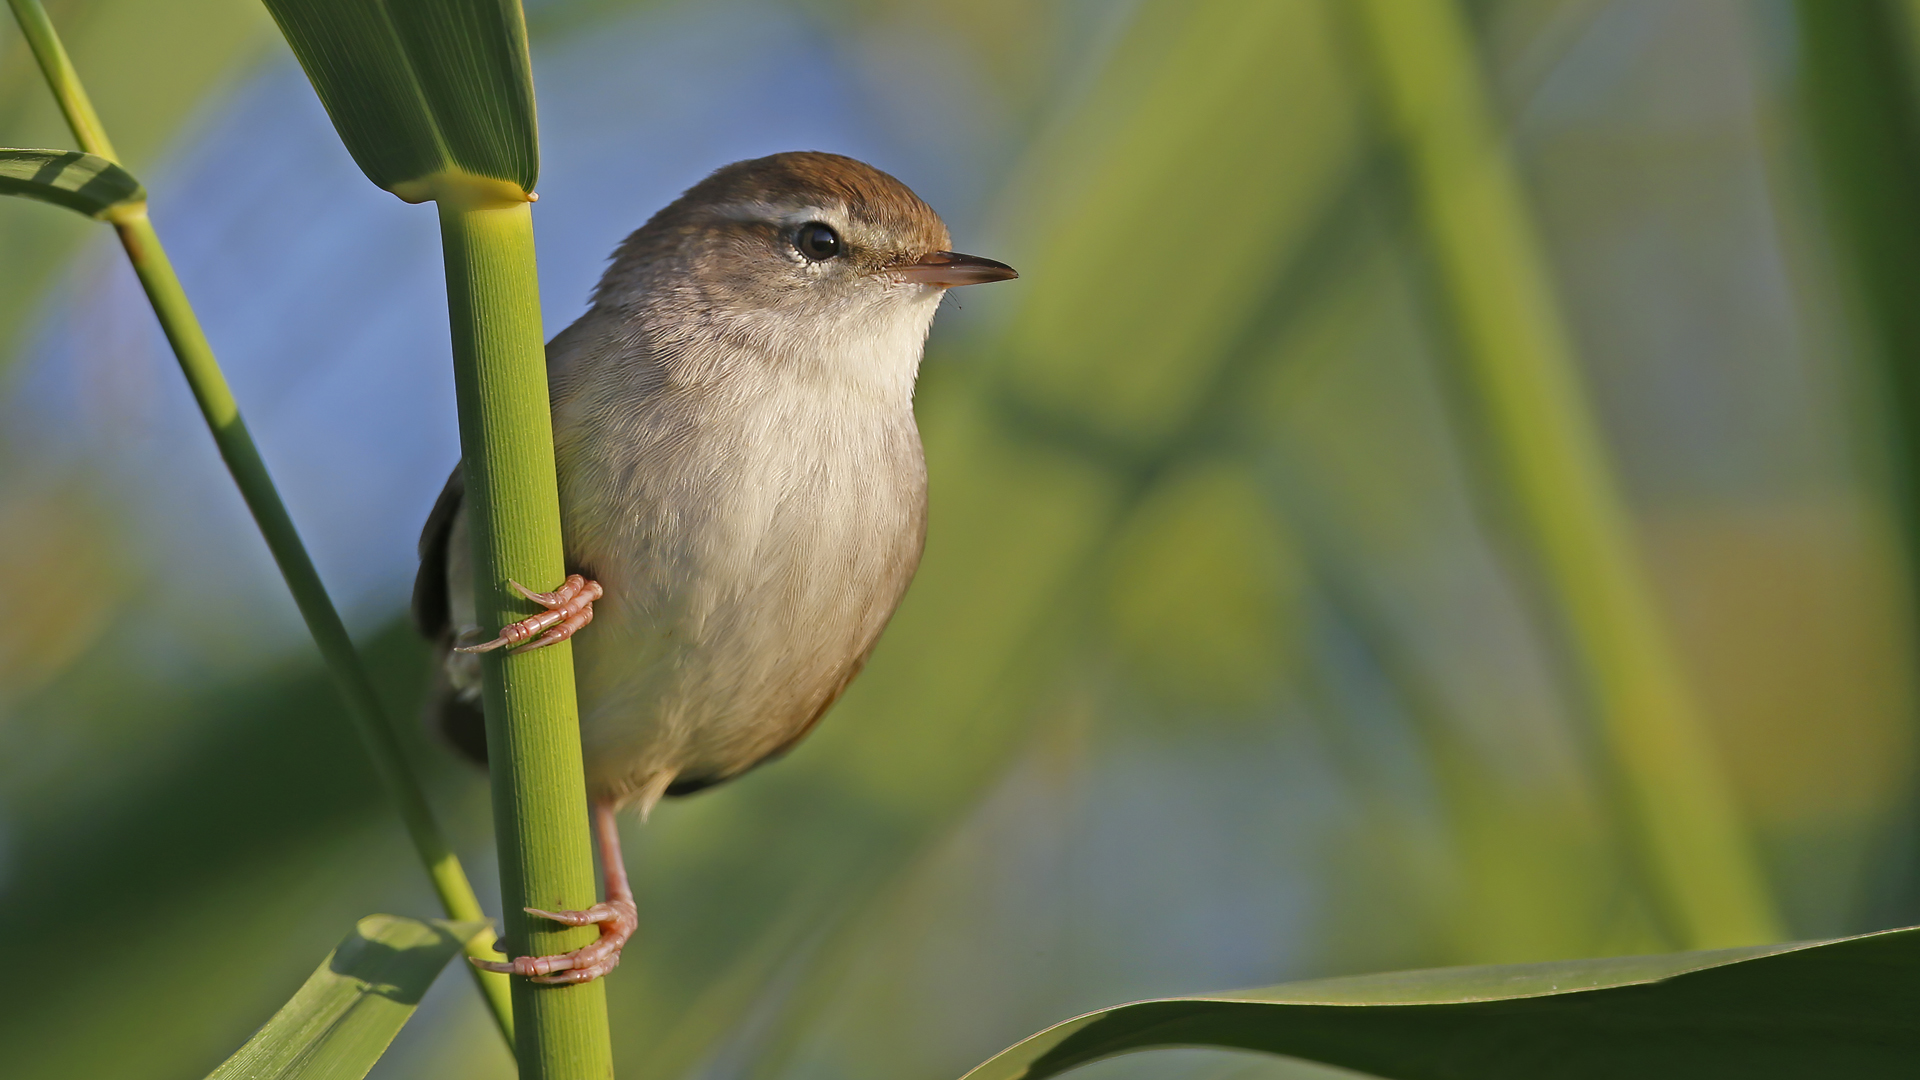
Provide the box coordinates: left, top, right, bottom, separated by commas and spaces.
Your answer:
892, 251, 1019, 287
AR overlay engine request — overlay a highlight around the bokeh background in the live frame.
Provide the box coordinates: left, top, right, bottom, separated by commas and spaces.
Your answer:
2, 1, 1918, 1078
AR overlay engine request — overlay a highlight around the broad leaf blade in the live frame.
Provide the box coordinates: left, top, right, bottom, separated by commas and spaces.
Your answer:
962, 926, 1920, 1079
0, 149, 143, 218
206, 915, 487, 1080
259, 0, 537, 199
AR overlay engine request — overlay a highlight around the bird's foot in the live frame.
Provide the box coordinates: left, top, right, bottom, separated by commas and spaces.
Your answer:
470, 899, 637, 985
455, 574, 602, 654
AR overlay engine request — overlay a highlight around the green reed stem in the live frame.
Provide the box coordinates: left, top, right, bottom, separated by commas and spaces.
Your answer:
5, 0, 515, 1042
3, 0, 116, 161
1350, 0, 1784, 948
439, 196, 613, 1079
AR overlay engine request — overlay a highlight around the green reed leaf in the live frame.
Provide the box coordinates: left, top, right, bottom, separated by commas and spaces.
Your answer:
205, 915, 487, 1080
0, 148, 143, 218
962, 926, 1920, 1080
259, 0, 538, 202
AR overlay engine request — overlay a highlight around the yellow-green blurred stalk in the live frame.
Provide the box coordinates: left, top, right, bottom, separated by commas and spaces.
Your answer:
1793, 0, 1920, 920
3, 0, 515, 1040
1349, 0, 1783, 948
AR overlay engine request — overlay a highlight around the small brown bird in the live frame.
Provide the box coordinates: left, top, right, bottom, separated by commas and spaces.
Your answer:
413, 152, 1017, 984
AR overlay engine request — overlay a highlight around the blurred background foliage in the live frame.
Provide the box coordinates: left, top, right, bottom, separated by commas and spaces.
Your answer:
2, 0, 1918, 1078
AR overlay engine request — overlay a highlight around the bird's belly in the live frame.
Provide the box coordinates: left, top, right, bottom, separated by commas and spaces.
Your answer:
565, 468, 921, 806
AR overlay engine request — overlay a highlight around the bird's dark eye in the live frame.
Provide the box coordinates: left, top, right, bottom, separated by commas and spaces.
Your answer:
795, 222, 842, 261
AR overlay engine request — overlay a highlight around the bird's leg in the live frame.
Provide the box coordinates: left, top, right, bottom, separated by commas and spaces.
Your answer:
472, 799, 637, 986
456, 574, 603, 654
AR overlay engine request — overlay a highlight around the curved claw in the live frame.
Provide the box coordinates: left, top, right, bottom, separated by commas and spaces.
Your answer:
468, 899, 637, 985
509, 578, 570, 606
455, 574, 603, 654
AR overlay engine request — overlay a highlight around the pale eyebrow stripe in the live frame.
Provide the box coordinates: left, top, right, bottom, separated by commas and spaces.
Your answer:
710, 200, 846, 225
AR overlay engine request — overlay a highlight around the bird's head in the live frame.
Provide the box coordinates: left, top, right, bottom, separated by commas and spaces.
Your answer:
594, 152, 1016, 390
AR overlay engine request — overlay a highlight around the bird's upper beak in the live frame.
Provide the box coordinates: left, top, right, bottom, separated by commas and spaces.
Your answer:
891, 250, 1019, 287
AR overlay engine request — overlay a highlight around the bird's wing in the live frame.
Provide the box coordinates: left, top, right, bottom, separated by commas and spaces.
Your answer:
412, 466, 491, 764
412, 465, 465, 642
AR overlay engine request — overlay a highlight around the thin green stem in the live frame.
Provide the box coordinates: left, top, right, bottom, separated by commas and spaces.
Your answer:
7, 0, 514, 1043
3, 0, 116, 161
1350, 0, 1783, 948
440, 197, 612, 1078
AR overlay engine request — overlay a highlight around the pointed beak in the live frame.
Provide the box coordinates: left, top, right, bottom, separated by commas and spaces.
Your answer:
891, 250, 1019, 287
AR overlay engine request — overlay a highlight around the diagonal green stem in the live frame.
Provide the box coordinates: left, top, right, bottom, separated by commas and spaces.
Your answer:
6, 0, 514, 1043
3, 0, 117, 161
1349, 0, 1783, 948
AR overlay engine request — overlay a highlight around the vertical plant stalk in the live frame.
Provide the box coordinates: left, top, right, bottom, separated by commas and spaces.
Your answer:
1793, 0, 1920, 917
439, 195, 613, 1079
5, 0, 515, 1041
1349, 0, 1784, 948
249, 0, 617, 1065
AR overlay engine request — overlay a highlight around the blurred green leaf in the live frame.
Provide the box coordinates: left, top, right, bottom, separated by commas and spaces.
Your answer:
961, 926, 1920, 1080
205, 915, 485, 1080
1000, 0, 1361, 447
1106, 461, 1303, 708
0, 147, 141, 217
258, 0, 538, 201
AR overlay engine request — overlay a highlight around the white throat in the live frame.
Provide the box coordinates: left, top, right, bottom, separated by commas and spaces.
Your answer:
727, 281, 946, 410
